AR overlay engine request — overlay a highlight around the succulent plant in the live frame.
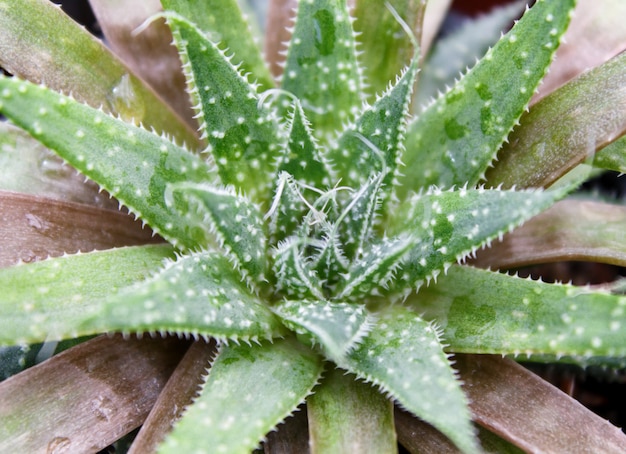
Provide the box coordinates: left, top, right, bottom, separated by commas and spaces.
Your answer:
1, 0, 626, 452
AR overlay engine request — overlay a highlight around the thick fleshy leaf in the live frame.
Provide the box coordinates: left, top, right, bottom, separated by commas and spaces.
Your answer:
82, 251, 285, 342
273, 237, 325, 301
337, 235, 414, 302
338, 173, 385, 261
162, 0, 274, 91
414, 265, 626, 358
0, 334, 187, 453
401, 0, 576, 193
0, 76, 214, 250
414, 1, 525, 109
312, 225, 349, 288
472, 199, 626, 270
456, 354, 626, 453
533, 0, 626, 101
595, 135, 626, 173
88, 0, 196, 127
0, 122, 117, 209
486, 51, 626, 189
0, 191, 160, 268
280, 0, 364, 136
353, 0, 426, 99
0, 245, 173, 345
166, 13, 281, 203
272, 299, 375, 360
0, 0, 199, 146
329, 50, 419, 190
166, 182, 267, 283
159, 338, 323, 454
279, 100, 331, 188
389, 186, 567, 294
336, 305, 479, 453
308, 368, 396, 454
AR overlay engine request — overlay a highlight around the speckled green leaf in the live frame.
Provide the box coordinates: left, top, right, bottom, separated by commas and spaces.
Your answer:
273, 238, 325, 301
166, 13, 281, 203
595, 135, 626, 173
267, 172, 309, 244
337, 235, 414, 302
0, 0, 199, 146
353, 0, 426, 100
0, 245, 173, 345
414, 1, 525, 109
159, 338, 323, 454
0, 76, 214, 250
389, 186, 567, 294
401, 0, 576, 193
313, 226, 349, 289
279, 100, 331, 188
166, 182, 267, 283
281, 0, 364, 136
329, 50, 419, 190
273, 299, 375, 360
82, 251, 285, 342
486, 51, 626, 188
413, 265, 626, 358
308, 368, 396, 454
337, 305, 479, 453
162, 0, 274, 91
338, 173, 385, 260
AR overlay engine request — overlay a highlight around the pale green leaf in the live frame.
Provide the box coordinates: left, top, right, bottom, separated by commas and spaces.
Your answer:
272, 299, 375, 360
0, 76, 215, 250
273, 237, 325, 301
166, 13, 281, 203
0, 0, 199, 146
595, 135, 626, 173
353, 0, 426, 100
280, 0, 364, 136
486, 51, 626, 188
308, 368, 396, 454
82, 251, 285, 342
337, 305, 479, 453
159, 338, 323, 454
389, 186, 567, 294
401, 0, 576, 193
0, 245, 173, 345
414, 1, 525, 109
162, 0, 274, 91
414, 265, 626, 358
166, 182, 268, 283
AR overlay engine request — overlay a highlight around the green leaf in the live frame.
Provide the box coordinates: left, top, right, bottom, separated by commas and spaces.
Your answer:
166, 182, 268, 283
162, 0, 275, 91
0, 76, 215, 250
272, 299, 375, 360
0, 0, 199, 146
353, 0, 426, 100
82, 251, 285, 342
273, 237, 326, 301
166, 13, 281, 203
414, 1, 525, 109
0, 245, 173, 345
308, 368, 396, 454
486, 51, 626, 188
389, 186, 567, 294
280, 0, 364, 136
279, 100, 331, 188
595, 135, 626, 173
401, 0, 576, 193
414, 265, 626, 358
329, 49, 419, 191
337, 305, 479, 453
159, 338, 323, 454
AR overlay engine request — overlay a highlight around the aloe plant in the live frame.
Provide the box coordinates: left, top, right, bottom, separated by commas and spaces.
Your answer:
1, 0, 626, 452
